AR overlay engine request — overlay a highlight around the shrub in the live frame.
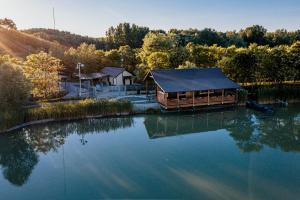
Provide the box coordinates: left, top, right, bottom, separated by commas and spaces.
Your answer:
256, 85, 300, 101
25, 99, 133, 122
0, 62, 30, 111
237, 89, 248, 103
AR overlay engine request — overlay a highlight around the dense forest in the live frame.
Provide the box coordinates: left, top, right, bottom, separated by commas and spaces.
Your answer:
23, 28, 104, 49
1, 19, 300, 130
23, 23, 300, 50
1, 19, 300, 85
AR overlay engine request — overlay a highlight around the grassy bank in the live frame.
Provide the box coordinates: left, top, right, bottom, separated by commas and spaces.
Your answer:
244, 84, 300, 102
0, 99, 133, 132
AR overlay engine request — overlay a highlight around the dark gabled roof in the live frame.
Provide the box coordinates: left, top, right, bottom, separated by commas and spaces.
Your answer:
150, 68, 240, 92
101, 67, 132, 77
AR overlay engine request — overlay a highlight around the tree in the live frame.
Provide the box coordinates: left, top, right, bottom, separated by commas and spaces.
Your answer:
169, 46, 188, 68
142, 32, 174, 53
177, 61, 197, 69
24, 52, 63, 99
103, 49, 121, 67
0, 62, 30, 110
64, 43, 104, 74
147, 52, 171, 69
240, 25, 267, 45
266, 29, 292, 47
0, 54, 21, 65
289, 41, 300, 81
195, 28, 226, 46
0, 18, 17, 30
106, 23, 149, 49
221, 49, 257, 83
118, 45, 138, 72
262, 45, 290, 84
186, 43, 217, 67
225, 31, 246, 47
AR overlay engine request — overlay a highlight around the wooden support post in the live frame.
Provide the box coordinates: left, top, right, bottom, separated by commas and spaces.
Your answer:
222, 89, 224, 104
156, 86, 158, 102
165, 93, 168, 107
208, 90, 210, 105
192, 91, 195, 107
177, 92, 179, 108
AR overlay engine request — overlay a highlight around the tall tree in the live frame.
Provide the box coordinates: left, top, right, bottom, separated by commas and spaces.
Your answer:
147, 52, 170, 69
106, 23, 149, 49
221, 49, 257, 83
64, 43, 104, 73
186, 43, 217, 67
288, 41, 300, 81
118, 45, 138, 72
0, 62, 30, 110
24, 52, 63, 98
240, 25, 267, 45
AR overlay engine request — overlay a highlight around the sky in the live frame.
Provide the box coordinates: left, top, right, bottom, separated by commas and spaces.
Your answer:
0, 0, 299, 37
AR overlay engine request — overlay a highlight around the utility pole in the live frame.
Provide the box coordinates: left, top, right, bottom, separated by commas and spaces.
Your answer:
53, 7, 56, 30
121, 54, 124, 68
76, 63, 85, 97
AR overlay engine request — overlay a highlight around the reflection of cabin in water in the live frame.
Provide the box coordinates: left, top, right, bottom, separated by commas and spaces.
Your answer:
144, 111, 237, 139
145, 68, 240, 109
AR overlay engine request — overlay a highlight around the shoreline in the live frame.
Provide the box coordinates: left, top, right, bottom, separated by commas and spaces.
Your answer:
2, 100, 300, 134
1, 112, 134, 134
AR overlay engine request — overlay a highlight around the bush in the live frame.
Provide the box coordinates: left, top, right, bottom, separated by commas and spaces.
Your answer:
256, 85, 300, 101
237, 89, 248, 103
0, 62, 30, 111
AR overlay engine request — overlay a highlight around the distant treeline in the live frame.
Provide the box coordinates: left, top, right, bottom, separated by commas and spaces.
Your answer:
24, 23, 300, 50
23, 28, 103, 48
2, 20, 300, 85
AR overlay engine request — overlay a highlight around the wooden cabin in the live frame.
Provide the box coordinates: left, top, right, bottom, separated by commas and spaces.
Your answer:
146, 68, 240, 109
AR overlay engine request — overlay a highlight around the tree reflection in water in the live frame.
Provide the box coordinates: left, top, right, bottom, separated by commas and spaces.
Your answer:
0, 117, 134, 186
1, 106, 300, 187
0, 134, 38, 186
144, 105, 300, 153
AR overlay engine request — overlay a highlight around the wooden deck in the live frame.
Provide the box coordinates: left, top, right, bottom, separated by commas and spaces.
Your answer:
157, 89, 237, 109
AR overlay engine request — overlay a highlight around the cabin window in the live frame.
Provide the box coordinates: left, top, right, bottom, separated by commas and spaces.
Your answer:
211, 90, 222, 96
179, 92, 186, 99
167, 92, 177, 99
195, 91, 208, 97
224, 89, 235, 96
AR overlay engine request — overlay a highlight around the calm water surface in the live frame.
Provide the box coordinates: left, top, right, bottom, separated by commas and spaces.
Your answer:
1, 105, 300, 199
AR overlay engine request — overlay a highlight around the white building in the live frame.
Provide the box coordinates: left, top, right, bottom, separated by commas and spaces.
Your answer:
101, 67, 134, 86
80, 67, 134, 87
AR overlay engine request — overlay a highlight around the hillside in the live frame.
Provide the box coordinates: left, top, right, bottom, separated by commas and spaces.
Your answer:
23, 28, 105, 49
0, 27, 67, 58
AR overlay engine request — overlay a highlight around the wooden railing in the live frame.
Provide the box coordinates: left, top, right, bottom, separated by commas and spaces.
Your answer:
194, 97, 208, 105
158, 95, 236, 109
223, 95, 236, 102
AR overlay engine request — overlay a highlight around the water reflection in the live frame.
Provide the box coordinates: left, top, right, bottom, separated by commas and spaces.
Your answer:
0, 134, 38, 186
144, 106, 300, 153
0, 117, 133, 186
1, 105, 300, 188
144, 111, 237, 139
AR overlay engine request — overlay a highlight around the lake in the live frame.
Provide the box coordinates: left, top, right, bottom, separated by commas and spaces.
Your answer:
1, 104, 300, 200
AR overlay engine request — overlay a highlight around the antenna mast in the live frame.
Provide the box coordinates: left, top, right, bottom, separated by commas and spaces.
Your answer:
52, 7, 56, 30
